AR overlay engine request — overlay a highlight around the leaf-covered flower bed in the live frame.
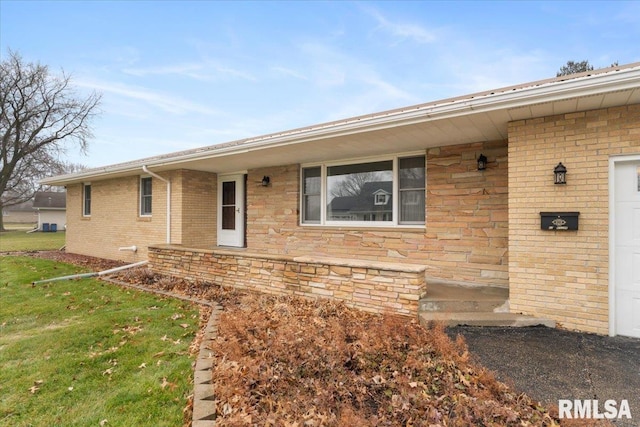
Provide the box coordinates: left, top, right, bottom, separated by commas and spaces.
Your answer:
209, 293, 560, 426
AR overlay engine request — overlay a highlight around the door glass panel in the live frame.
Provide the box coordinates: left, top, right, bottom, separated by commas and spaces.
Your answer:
222, 181, 236, 230
222, 181, 236, 205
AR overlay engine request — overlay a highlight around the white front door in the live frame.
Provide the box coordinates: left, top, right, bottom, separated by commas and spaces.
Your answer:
614, 161, 640, 338
217, 174, 245, 247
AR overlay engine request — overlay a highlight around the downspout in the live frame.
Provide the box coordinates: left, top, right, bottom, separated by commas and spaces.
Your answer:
32, 260, 149, 285
142, 165, 171, 244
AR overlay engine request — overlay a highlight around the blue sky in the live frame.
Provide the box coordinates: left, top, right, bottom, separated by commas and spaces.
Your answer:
2, 1, 639, 168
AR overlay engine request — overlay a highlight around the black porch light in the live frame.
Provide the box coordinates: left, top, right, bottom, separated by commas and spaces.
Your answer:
261, 176, 271, 187
477, 154, 488, 171
554, 162, 567, 185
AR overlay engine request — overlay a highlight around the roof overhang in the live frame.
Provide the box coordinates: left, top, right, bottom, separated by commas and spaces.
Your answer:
42, 63, 640, 186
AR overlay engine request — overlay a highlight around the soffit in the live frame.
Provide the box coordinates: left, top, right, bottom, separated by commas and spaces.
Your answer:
153, 88, 638, 174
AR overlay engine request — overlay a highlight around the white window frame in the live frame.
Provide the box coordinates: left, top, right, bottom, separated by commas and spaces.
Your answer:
140, 176, 152, 217
82, 183, 91, 217
300, 152, 425, 228
374, 192, 390, 206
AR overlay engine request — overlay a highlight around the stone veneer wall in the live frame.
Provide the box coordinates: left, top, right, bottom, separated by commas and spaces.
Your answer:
509, 104, 640, 334
149, 245, 426, 316
244, 141, 508, 287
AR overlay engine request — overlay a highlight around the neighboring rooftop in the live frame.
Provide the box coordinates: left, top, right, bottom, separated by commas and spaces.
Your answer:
33, 191, 66, 209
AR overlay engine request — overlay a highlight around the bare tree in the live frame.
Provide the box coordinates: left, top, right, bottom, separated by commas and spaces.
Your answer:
330, 172, 385, 198
0, 50, 100, 231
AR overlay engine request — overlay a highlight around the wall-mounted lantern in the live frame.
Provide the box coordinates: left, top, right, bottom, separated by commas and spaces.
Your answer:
477, 154, 488, 171
261, 176, 271, 187
554, 163, 567, 185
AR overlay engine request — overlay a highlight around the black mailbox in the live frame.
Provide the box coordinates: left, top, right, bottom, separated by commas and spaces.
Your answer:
540, 212, 579, 231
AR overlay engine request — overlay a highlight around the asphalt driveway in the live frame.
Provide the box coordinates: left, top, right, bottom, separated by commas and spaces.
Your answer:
448, 326, 640, 427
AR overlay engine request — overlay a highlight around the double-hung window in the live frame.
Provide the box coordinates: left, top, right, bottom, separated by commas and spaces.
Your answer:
140, 177, 152, 216
301, 154, 425, 226
83, 183, 91, 217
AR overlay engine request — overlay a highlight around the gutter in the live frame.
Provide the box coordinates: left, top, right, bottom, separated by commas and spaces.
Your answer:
142, 165, 171, 244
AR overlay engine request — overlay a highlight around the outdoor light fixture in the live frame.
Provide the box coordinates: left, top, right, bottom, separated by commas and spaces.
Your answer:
554, 163, 567, 185
477, 154, 488, 171
261, 176, 270, 187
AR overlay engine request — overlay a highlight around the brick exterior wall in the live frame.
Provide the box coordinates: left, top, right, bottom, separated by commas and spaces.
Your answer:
509, 104, 640, 334
149, 245, 426, 316
245, 141, 508, 287
66, 169, 216, 262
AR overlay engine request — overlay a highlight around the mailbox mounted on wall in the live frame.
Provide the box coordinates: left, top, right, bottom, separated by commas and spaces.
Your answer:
540, 212, 580, 231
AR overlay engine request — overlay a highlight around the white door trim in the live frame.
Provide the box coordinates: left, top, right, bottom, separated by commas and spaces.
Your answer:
217, 174, 246, 247
608, 154, 640, 336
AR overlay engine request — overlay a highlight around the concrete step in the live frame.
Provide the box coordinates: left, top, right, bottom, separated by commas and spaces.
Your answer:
420, 281, 509, 313
419, 312, 556, 328
419, 298, 509, 313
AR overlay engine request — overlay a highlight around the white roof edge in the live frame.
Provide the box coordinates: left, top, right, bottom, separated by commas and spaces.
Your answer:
41, 62, 640, 185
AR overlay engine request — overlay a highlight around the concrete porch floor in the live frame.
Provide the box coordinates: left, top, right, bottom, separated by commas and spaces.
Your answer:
419, 281, 556, 328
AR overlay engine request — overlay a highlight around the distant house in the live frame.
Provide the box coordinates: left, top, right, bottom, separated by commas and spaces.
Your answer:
328, 181, 393, 222
33, 191, 66, 232
40, 63, 640, 338
2, 200, 36, 224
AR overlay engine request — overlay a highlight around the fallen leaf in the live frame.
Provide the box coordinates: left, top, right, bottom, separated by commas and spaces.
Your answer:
179, 323, 189, 329
28, 386, 39, 394
138, 363, 147, 369
160, 377, 177, 391
372, 375, 386, 385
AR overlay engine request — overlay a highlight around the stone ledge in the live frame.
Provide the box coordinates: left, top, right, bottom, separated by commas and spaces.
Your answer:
149, 244, 295, 263
149, 244, 428, 273
293, 255, 427, 273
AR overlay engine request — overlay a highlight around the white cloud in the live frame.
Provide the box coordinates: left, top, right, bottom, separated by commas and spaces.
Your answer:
122, 60, 257, 82
270, 66, 309, 81
365, 7, 437, 44
76, 78, 220, 116
123, 63, 208, 79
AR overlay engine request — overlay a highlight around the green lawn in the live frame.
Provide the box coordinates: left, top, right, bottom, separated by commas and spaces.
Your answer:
0, 256, 200, 426
0, 229, 66, 252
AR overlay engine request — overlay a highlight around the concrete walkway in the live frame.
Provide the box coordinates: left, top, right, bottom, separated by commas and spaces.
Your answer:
449, 326, 640, 427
